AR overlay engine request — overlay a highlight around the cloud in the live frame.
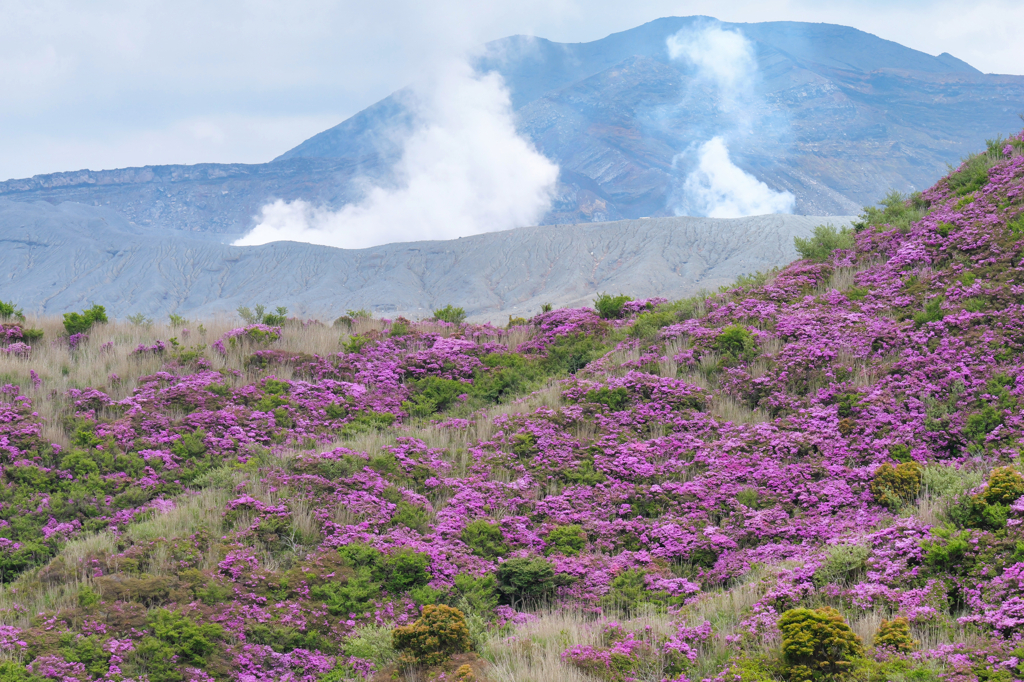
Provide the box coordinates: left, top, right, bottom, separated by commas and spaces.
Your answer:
234, 59, 559, 250
666, 24, 794, 218
674, 137, 794, 217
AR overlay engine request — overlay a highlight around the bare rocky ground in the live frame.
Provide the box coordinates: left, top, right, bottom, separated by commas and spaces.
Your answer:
0, 199, 851, 323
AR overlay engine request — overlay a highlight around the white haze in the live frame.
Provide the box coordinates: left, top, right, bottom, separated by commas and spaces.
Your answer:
235, 59, 559, 250
666, 24, 795, 218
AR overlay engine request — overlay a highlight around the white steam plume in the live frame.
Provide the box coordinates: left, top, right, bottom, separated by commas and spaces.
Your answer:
235, 59, 559, 250
666, 24, 794, 217
677, 137, 795, 218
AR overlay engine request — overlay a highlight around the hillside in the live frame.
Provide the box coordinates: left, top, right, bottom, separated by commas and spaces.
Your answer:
1, 17, 1022, 234
0, 203, 850, 321
0, 133, 1023, 680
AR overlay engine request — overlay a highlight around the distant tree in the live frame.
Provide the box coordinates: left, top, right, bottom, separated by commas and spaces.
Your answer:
63, 305, 108, 335
432, 305, 466, 325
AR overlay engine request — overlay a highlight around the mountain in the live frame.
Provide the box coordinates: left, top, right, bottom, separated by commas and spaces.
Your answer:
1, 17, 1021, 234
0, 199, 850, 321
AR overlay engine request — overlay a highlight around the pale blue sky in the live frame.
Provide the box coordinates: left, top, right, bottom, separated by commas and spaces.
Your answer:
1, 0, 1020, 181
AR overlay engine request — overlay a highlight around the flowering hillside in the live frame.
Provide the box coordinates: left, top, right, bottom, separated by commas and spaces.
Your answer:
2, 133, 1024, 681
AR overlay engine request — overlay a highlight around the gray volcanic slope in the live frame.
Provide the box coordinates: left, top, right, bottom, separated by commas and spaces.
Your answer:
0, 200, 851, 322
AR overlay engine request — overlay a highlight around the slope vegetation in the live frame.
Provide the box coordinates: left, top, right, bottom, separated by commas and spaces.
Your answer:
1, 134, 1024, 680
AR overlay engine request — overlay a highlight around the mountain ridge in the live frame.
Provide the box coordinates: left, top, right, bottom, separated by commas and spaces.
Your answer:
1, 16, 1020, 234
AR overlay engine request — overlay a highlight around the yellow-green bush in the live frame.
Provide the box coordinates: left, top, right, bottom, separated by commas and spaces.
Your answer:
779, 607, 863, 681
981, 466, 1024, 505
873, 617, 915, 653
870, 461, 922, 509
392, 604, 472, 667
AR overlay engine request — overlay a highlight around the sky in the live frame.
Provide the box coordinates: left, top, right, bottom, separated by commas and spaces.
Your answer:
1, 0, 1023, 182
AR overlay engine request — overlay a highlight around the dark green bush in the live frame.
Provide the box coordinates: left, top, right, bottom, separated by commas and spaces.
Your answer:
312, 573, 380, 617
964, 405, 1004, 445
594, 293, 633, 319
779, 607, 862, 681
545, 524, 587, 556
913, 298, 945, 327
63, 304, 108, 335
871, 461, 922, 509
403, 377, 468, 417
794, 225, 855, 261
147, 608, 223, 665
496, 557, 556, 605
472, 353, 544, 403
432, 304, 467, 325
584, 387, 630, 411
392, 604, 472, 667
543, 333, 605, 375
461, 520, 508, 559
921, 525, 972, 570
382, 547, 432, 594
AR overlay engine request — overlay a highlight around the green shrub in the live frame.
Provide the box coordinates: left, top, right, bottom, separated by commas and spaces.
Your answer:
238, 304, 288, 325
584, 387, 630, 411
543, 332, 605, 375
545, 524, 587, 556
63, 304, 108, 335
312, 573, 380, 617
913, 298, 945, 327
873, 617, 915, 653
78, 584, 101, 608
871, 461, 922, 509
461, 520, 508, 559
341, 411, 395, 438
381, 547, 431, 594
856, 190, 929, 233
812, 544, 870, 587
594, 293, 633, 319
432, 305, 467, 325
147, 608, 223, 664
471, 353, 544, 403
716, 325, 756, 356
794, 224, 855, 261
599, 568, 690, 614
392, 604, 472, 667
403, 377, 468, 417
945, 493, 1009, 530
888, 443, 912, 463
921, 525, 972, 571
0, 661, 46, 682
0, 300, 24, 321
496, 557, 556, 605
779, 607, 863, 681
964, 405, 1004, 445
981, 466, 1024, 505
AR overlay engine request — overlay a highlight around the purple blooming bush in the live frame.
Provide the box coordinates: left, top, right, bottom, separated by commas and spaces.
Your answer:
3, 131, 1024, 679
